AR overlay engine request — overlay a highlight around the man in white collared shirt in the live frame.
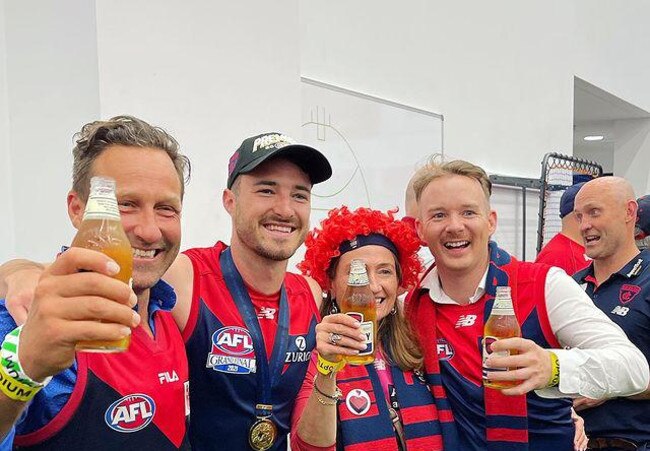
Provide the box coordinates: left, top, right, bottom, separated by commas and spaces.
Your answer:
406, 157, 648, 451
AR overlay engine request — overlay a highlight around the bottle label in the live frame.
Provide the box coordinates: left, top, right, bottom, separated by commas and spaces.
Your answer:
481, 335, 509, 379
346, 312, 374, 356
347, 272, 369, 286
358, 321, 374, 356
83, 195, 121, 221
490, 297, 515, 316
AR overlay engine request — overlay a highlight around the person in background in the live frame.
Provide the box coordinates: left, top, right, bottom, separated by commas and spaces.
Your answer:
407, 157, 648, 451
403, 168, 434, 269
292, 206, 458, 451
0, 116, 191, 449
535, 182, 591, 275
635, 194, 650, 251
573, 177, 650, 451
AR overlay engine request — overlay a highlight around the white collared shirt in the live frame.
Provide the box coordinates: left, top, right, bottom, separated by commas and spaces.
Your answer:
421, 265, 649, 399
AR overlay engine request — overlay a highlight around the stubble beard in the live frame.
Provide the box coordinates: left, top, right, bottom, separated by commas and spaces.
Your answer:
237, 221, 307, 262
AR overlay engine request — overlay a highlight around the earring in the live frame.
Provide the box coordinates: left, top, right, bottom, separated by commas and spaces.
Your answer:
390, 306, 397, 315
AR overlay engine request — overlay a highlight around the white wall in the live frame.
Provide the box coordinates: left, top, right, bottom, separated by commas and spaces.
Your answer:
300, 1, 575, 180
0, 1, 13, 262
574, 0, 650, 114
613, 118, 650, 195
2, 0, 100, 262
94, 0, 302, 251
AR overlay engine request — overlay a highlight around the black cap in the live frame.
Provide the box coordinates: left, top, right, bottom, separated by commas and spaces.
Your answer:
227, 132, 332, 189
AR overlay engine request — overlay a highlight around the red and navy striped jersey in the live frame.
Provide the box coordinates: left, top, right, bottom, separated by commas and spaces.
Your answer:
14, 307, 190, 450
183, 242, 319, 450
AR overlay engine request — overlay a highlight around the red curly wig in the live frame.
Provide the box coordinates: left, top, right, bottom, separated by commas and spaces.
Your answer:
298, 206, 423, 290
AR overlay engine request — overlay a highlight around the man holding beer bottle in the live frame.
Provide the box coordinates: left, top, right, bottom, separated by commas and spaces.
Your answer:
406, 157, 648, 451
0, 116, 191, 449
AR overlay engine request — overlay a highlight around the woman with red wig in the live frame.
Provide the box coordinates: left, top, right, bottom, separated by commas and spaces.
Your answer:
290, 206, 458, 451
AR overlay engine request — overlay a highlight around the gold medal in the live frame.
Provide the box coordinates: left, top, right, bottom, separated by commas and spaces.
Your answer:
248, 417, 277, 451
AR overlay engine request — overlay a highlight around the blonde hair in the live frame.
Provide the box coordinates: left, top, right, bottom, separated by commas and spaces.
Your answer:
412, 155, 492, 204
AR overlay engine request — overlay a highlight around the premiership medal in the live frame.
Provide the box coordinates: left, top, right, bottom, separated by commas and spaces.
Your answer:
249, 417, 277, 451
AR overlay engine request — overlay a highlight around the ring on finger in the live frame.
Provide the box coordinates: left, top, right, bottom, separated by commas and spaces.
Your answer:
329, 332, 342, 346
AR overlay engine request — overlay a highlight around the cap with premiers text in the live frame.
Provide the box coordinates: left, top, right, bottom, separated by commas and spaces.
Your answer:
227, 132, 332, 189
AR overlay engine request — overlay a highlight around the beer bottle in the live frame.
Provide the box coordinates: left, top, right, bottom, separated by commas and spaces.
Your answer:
482, 286, 521, 389
339, 259, 376, 365
71, 176, 133, 353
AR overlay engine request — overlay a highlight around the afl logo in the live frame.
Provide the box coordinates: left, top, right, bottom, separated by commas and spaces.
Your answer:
436, 338, 454, 361
104, 394, 155, 433
212, 326, 254, 356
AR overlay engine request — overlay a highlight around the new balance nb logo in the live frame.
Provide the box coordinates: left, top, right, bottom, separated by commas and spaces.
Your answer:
257, 307, 276, 320
455, 314, 477, 328
611, 306, 630, 317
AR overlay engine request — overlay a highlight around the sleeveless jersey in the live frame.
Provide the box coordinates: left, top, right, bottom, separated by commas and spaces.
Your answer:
183, 242, 319, 450
574, 250, 650, 444
411, 253, 574, 451
14, 311, 190, 450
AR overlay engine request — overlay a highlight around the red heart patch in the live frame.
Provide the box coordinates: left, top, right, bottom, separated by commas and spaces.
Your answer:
349, 395, 369, 413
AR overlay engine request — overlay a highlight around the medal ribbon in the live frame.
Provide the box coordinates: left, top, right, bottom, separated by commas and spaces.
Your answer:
220, 248, 290, 419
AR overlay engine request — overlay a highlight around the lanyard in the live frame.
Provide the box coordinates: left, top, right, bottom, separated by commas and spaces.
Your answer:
220, 248, 290, 418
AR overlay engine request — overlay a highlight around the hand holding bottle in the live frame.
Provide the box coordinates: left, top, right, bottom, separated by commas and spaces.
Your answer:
18, 248, 139, 382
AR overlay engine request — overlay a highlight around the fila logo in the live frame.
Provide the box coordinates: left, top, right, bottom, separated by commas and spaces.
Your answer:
257, 307, 276, 320
455, 314, 478, 328
611, 306, 630, 317
158, 371, 179, 384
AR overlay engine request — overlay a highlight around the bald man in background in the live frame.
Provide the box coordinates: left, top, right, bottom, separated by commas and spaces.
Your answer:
535, 182, 591, 275
573, 177, 650, 451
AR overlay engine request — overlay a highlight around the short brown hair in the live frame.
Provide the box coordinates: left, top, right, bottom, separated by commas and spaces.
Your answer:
412, 155, 492, 203
72, 115, 191, 200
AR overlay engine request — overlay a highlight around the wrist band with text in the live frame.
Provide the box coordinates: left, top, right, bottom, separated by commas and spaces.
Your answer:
0, 363, 43, 402
316, 353, 345, 376
1, 326, 51, 389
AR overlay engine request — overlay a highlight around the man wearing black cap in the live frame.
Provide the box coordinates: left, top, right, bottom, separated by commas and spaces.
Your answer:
535, 182, 591, 275
162, 132, 332, 451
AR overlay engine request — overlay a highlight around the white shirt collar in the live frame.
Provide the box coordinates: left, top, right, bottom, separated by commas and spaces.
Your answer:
421, 266, 489, 305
